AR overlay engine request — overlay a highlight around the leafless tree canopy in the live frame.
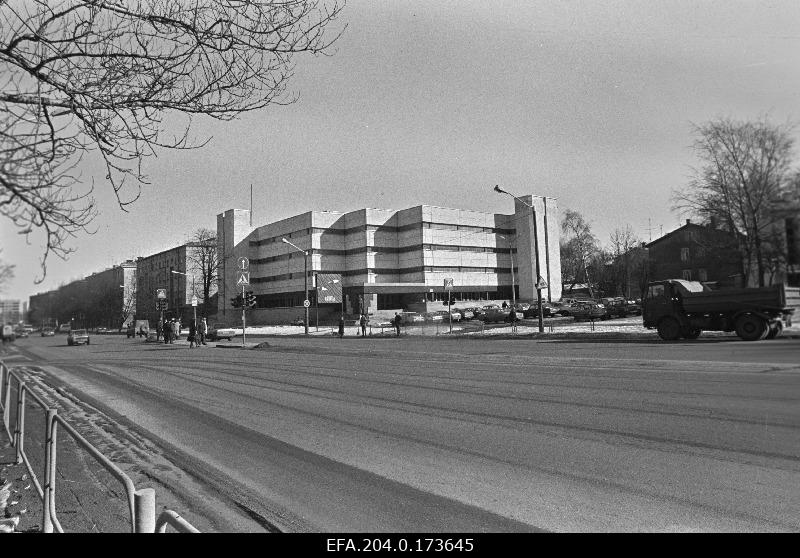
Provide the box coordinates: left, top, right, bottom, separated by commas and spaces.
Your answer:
0, 0, 345, 277
674, 116, 797, 286
560, 209, 599, 296
0, 249, 15, 293
186, 227, 218, 317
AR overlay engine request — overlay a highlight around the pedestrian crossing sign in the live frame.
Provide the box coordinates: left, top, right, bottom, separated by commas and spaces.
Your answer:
237, 272, 250, 286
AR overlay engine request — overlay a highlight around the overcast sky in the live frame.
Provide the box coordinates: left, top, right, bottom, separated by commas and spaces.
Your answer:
3, 0, 800, 303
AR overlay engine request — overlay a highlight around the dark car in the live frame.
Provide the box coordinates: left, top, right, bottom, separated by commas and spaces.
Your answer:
41, 327, 55, 337
570, 302, 606, 321
523, 301, 556, 318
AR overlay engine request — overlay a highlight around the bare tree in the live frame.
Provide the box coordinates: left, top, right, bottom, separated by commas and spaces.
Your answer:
0, 250, 14, 293
187, 227, 218, 318
1, 0, 345, 278
608, 225, 642, 298
560, 209, 599, 297
674, 116, 797, 286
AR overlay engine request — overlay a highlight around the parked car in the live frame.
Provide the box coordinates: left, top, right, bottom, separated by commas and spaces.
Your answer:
40, 327, 55, 337
67, 329, 90, 346
464, 306, 485, 320
207, 323, 237, 341
454, 308, 474, 320
423, 312, 444, 322
95, 327, 108, 334
523, 302, 557, 318
570, 301, 606, 321
291, 317, 306, 326
481, 307, 511, 323
14, 328, 29, 338
436, 309, 462, 322
398, 311, 425, 325
513, 302, 531, 312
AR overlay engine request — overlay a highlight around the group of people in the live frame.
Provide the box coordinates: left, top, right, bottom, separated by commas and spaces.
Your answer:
159, 317, 208, 347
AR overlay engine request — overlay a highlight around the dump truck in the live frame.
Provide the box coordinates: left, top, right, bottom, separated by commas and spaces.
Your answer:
643, 279, 797, 341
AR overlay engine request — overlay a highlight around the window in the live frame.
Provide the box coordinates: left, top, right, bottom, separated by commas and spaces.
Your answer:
647, 284, 665, 299
698, 269, 707, 282
682, 269, 692, 280
680, 247, 690, 262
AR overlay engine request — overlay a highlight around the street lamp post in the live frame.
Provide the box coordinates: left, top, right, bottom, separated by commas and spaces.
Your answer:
494, 185, 545, 333
282, 238, 309, 335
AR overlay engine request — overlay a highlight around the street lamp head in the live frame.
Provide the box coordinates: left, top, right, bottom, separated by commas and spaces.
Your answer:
281, 238, 289, 244
493, 185, 506, 194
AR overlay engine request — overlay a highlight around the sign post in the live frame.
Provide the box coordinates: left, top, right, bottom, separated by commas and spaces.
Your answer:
191, 295, 198, 334
156, 289, 167, 341
237, 258, 250, 346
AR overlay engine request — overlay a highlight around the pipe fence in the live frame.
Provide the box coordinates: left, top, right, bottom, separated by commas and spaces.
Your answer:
0, 360, 200, 533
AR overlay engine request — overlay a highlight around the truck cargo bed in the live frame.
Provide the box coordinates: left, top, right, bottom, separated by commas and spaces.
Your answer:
681, 284, 788, 314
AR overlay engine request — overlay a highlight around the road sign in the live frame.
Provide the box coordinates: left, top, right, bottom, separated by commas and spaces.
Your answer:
237, 271, 250, 286
156, 288, 167, 299
535, 278, 549, 290
191, 296, 198, 307
303, 299, 310, 308
238, 256, 249, 270
443, 278, 454, 290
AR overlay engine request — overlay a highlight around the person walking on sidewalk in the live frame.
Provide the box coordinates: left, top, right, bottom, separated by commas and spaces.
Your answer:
338, 315, 345, 338
199, 317, 208, 345
162, 319, 171, 344
393, 313, 402, 337
188, 320, 197, 348
359, 313, 367, 337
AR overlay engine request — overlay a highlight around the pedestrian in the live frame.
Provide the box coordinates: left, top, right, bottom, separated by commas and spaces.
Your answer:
509, 307, 517, 332
502, 300, 508, 309
138, 325, 146, 338
359, 313, 367, 337
162, 319, 171, 344
393, 312, 401, 337
199, 317, 208, 345
157, 318, 163, 342
188, 320, 197, 348
338, 315, 345, 338
171, 319, 179, 342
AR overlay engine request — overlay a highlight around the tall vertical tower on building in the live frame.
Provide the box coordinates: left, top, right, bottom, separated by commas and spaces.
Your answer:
513, 195, 561, 302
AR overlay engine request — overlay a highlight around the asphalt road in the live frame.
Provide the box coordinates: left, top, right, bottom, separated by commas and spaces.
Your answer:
6, 333, 800, 532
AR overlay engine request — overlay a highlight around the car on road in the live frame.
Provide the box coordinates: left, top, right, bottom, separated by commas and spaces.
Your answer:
207, 323, 237, 341
1, 325, 15, 342
41, 327, 55, 337
67, 329, 90, 346
14, 328, 29, 338
95, 327, 108, 334
57, 324, 71, 333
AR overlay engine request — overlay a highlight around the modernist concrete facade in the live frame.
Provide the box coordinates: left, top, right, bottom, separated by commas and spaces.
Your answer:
217, 197, 561, 321
0, 299, 22, 325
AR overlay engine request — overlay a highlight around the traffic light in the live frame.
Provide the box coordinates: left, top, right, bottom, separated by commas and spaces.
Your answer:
230, 294, 243, 308
245, 291, 257, 308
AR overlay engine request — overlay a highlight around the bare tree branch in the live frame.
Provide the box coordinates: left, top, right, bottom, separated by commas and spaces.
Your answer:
1, 0, 346, 278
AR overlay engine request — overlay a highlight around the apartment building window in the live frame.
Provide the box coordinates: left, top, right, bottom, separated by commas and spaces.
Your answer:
680, 247, 690, 262
682, 269, 692, 280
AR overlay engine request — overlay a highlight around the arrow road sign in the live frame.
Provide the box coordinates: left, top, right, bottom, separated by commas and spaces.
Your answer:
237, 272, 250, 286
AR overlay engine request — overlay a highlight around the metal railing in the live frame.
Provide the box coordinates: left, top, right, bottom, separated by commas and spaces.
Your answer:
0, 360, 200, 533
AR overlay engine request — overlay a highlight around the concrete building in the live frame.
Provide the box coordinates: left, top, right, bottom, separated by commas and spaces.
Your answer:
217, 197, 561, 323
0, 299, 22, 325
135, 242, 217, 326
27, 260, 137, 330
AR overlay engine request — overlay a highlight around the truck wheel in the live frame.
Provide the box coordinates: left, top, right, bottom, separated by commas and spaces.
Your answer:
766, 322, 783, 340
656, 318, 681, 341
735, 314, 769, 341
681, 328, 702, 340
